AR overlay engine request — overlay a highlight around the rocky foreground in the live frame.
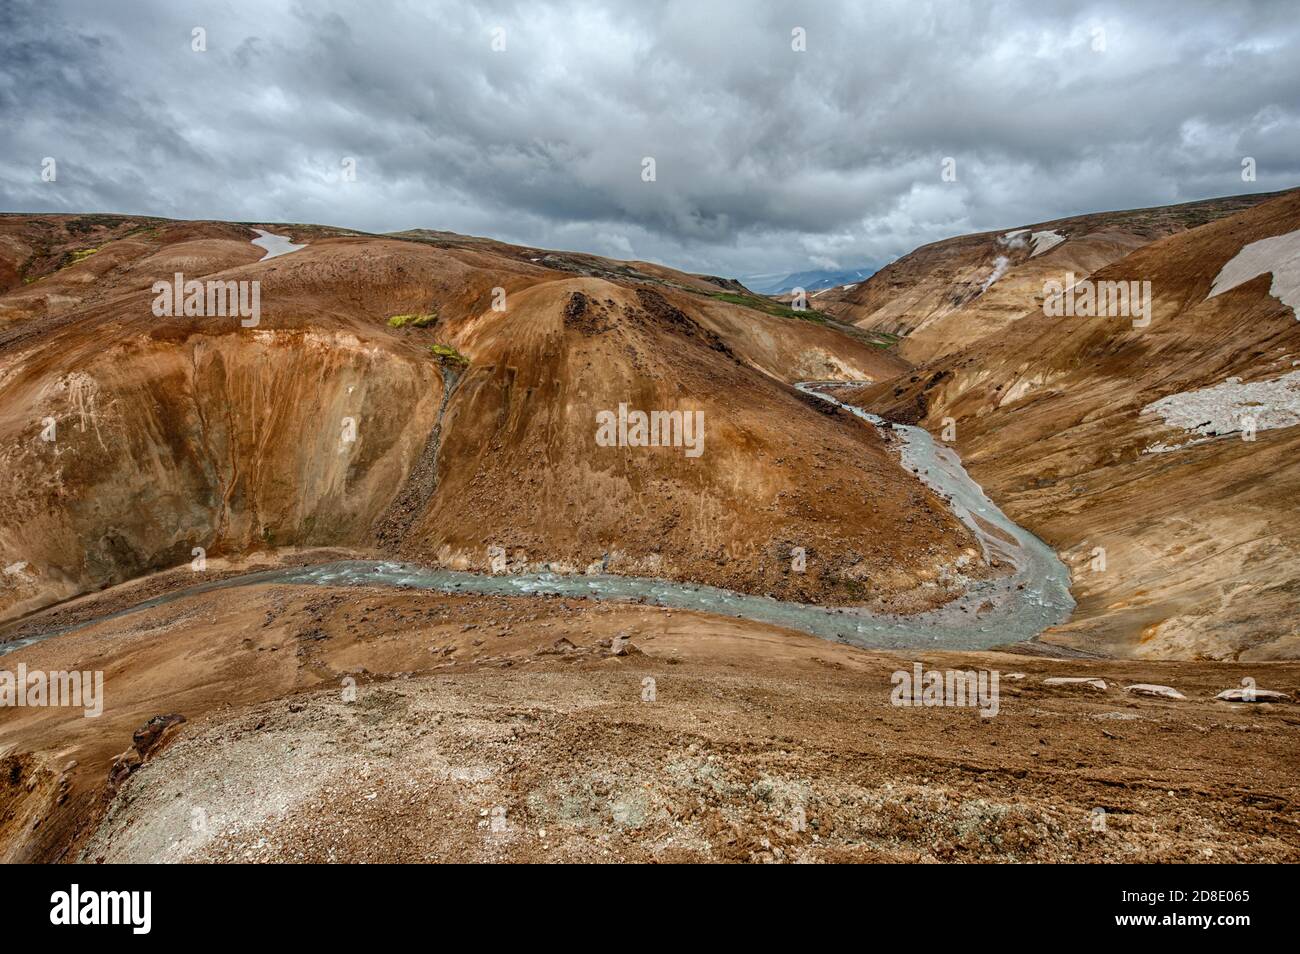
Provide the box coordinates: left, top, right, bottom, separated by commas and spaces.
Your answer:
2, 564, 1295, 863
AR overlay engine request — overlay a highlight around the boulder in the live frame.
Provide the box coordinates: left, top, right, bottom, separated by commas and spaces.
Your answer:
108, 713, 187, 790
1124, 684, 1186, 700
1215, 687, 1292, 703
1043, 677, 1107, 690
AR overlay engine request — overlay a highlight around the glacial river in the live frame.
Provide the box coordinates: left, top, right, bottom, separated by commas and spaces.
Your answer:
0, 384, 1073, 655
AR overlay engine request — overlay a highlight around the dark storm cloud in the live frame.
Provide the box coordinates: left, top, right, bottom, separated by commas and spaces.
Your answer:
2, 0, 1298, 279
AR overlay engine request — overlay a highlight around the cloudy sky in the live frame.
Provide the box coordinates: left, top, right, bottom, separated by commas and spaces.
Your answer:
3, 0, 1298, 283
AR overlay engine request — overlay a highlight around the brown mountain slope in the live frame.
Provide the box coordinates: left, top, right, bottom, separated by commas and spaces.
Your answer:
847, 189, 1300, 660
0, 214, 956, 624
815, 191, 1289, 364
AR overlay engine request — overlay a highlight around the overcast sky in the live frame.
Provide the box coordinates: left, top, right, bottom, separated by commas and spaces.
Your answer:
3, 0, 1298, 282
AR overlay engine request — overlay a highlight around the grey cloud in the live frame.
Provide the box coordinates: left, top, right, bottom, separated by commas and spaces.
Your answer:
2, 0, 1298, 280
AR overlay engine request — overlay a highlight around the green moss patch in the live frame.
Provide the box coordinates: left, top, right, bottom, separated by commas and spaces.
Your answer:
704, 290, 830, 324
429, 343, 469, 366
388, 312, 438, 328
67, 247, 102, 265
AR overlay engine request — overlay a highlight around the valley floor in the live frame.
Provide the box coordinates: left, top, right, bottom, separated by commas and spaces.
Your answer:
2, 568, 1296, 863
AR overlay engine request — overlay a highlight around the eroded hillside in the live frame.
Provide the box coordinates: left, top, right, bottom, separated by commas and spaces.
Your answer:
814, 192, 1286, 364
847, 190, 1300, 660
0, 214, 958, 624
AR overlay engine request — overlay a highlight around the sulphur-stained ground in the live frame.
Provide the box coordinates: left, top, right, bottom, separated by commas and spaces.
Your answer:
2, 575, 1296, 863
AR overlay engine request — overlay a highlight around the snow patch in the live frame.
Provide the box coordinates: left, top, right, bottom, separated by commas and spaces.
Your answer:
1207, 226, 1300, 319
250, 228, 305, 261
1029, 229, 1065, 257
1141, 370, 1300, 453
1000, 228, 1065, 257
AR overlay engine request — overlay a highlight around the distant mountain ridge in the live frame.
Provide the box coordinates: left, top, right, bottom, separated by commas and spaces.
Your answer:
812, 190, 1291, 362
745, 265, 877, 296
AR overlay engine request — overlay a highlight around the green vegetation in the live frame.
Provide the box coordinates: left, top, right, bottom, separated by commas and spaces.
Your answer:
831, 325, 899, 350
429, 343, 469, 366
388, 312, 438, 328
67, 247, 101, 265
23, 245, 105, 284
704, 290, 830, 324
695, 288, 904, 351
